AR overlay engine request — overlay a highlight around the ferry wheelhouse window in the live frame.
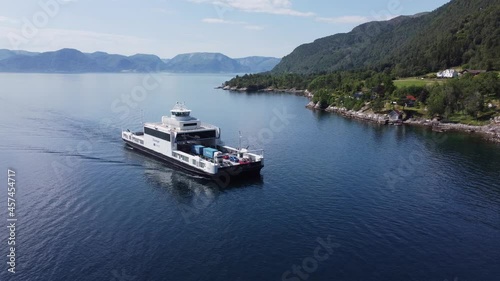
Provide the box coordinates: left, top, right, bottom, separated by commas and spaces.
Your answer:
144, 127, 171, 141
177, 130, 216, 141
173, 111, 190, 117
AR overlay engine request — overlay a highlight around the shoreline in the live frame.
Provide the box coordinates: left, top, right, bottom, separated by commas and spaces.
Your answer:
219, 86, 313, 97
305, 101, 500, 143
219, 87, 500, 143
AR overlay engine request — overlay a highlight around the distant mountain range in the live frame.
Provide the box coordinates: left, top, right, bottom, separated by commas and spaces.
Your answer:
166, 53, 281, 73
0, 49, 281, 73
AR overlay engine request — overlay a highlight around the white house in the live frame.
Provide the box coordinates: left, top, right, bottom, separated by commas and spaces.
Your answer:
437, 69, 458, 78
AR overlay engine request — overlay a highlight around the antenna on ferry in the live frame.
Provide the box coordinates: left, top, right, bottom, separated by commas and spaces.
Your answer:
239, 131, 242, 150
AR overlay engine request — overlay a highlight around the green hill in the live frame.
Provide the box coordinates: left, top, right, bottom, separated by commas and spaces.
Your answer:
272, 0, 500, 76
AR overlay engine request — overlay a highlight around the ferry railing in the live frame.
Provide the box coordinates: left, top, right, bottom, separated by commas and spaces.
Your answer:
221, 146, 264, 157
246, 149, 264, 157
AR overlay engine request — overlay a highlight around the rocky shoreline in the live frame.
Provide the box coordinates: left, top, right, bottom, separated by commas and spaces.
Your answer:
218, 86, 500, 143
218, 86, 314, 97
306, 101, 500, 143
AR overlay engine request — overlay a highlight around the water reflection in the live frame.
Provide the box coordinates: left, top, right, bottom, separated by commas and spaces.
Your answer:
372, 125, 389, 143
394, 125, 407, 142
311, 110, 330, 121
143, 161, 216, 199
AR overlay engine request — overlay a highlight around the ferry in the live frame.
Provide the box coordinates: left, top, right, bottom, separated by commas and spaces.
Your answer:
122, 103, 264, 178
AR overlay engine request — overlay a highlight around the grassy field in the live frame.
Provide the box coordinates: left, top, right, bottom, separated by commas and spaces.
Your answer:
394, 77, 441, 88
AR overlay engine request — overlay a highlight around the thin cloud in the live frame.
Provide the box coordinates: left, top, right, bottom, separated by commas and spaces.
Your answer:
153, 8, 177, 15
201, 18, 264, 30
244, 25, 264, 31
316, 16, 370, 24
316, 14, 400, 25
0, 16, 19, 24
202, 18, 247, 25
189, 0, 314, 17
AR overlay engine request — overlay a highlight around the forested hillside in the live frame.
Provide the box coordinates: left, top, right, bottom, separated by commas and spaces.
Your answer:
272, 0, 499, 76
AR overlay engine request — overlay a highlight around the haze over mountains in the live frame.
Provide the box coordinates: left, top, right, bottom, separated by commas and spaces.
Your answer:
0, 49, 281, 73
166, 53, 280, 73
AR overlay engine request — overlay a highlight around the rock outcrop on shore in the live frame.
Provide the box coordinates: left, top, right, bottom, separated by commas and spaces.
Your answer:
325, 106, 389, 124
307, 102, 389, 123
307, 102, 500, 143
406, 118, 500, 143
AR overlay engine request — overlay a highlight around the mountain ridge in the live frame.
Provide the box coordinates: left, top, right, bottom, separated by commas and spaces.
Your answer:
0, 49, 281, 73
165, 52, 247, 73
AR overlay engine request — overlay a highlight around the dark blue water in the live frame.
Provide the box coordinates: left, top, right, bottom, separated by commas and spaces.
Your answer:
0, 73, 499, 281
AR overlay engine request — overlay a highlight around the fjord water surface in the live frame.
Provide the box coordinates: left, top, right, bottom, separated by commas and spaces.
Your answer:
0, 73, 499, 281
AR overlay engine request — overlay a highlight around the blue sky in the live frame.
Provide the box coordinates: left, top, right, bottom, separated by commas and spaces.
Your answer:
0, 0, 450, 59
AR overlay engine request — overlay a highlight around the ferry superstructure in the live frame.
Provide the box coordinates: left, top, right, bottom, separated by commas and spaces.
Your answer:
122, 103, 264, 178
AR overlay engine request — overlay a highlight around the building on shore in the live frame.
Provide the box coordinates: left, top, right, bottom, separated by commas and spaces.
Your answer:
437, 69, 458, 78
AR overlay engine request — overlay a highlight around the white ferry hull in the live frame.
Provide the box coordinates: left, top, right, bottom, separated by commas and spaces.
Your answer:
123, 138, 263, 179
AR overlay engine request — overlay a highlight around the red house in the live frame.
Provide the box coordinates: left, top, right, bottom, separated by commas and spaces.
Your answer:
406, 95, 417, 107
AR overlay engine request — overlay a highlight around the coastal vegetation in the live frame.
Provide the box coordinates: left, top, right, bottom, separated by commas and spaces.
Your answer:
225, 71, 500, 124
